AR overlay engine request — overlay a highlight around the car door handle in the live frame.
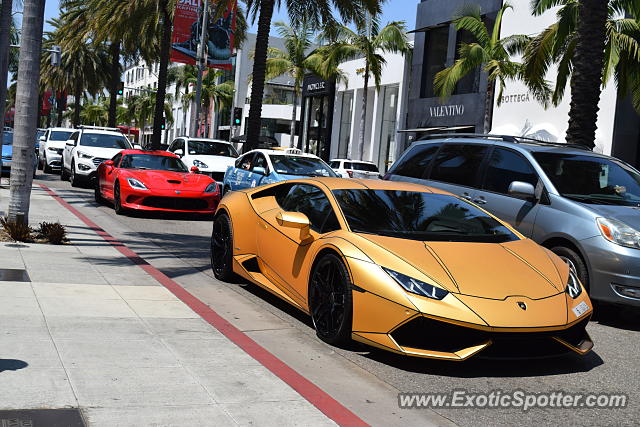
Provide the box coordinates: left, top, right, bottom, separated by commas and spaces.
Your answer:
473, 197, 487, 205
461, 193, 472, 201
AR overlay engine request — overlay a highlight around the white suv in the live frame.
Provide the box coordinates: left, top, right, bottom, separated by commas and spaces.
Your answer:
38, 127, 75, 173
329, 159, 380, 179
167, 137, 238, 182
62, 127, 133, 186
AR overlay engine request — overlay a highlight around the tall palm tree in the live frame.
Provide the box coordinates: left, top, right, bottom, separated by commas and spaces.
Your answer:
183, 70, 234, 137
167, 64, 198, 136
243, 0, 382, 153
434, 3, 527, 133
319, 16, 410, 159
522, 0, 640, 149
7, 0, 46, 225
264, 20, 320, 147
0, 0, 15, 146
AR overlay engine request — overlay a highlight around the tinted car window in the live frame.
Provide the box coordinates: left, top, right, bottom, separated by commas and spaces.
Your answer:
49, 131, 73, 141
333, 189, 517, 243
252, 154, 268, 172
238, 153, 254, 170
270, 155, 337, 177
80, 133, 131, 149
352, 162, 379, 172
484, 148, 538, 194
188, 140, 238, 157
276, 184, 340, 234
120, 154, 188, 172
329, 161, 340, 169
429, 144, 488, 187
392, 144, 440, 179
111, 153, 123, 167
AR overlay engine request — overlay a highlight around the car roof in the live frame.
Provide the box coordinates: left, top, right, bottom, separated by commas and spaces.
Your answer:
245, 148, 321, 159
79, 129, 126, 136
329, 158, 376, 164
48, 127, 75, 132
412, 136, 614, 159
253, 177, 450, 194
185, 137, 232, 144
119, 149, 178, 157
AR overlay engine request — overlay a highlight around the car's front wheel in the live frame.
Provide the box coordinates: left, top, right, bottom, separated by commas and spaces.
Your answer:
70, 161, 82, 187
309, 253, 353, 346
551, 245, 589, 292
211, 213, 235, 281
113, 182, 126, 215
94, 181, 104, 204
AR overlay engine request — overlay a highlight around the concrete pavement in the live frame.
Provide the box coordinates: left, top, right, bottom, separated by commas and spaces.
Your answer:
0, 183, 338, 426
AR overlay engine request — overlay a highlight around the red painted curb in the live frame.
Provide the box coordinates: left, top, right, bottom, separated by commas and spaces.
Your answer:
39, 184, 369, 427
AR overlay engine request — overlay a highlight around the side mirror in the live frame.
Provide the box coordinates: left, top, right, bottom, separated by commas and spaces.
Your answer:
508, 181, 536, 200
66, 140, 74, 147
253, 166, 267, 175
190, 166, 200, 173
174, 149, 184, 157
276, 211, 313, 243
104, 160, 114, 167
39, 136, 46, 142
133, 144, 142, 150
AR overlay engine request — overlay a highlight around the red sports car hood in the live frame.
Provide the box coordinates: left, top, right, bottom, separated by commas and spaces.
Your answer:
124, 170, 214, 191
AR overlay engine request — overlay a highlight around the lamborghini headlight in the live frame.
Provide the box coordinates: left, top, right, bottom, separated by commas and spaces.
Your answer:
126, 178, 148, 190
596, 217, 640, 249
383, 267, 448, 300
566, 269, 582, 299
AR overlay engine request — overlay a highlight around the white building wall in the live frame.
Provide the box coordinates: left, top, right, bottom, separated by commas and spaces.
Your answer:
491, 0, 617, 154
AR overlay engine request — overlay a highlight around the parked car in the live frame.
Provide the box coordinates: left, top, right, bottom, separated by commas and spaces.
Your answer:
1, 131, 37, 178
211, 178, 593, 360
385, 134, 640, 307
95, 149, 220, 215
38, 127, 74, 173
62, 126, 133, 186
330, 159, 380, 179
223, 148, 338, 193
167, 137, 238, 182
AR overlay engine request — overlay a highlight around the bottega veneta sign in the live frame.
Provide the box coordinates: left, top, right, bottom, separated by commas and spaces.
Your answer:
430, 104, 465, 118
500, 93, 532, 104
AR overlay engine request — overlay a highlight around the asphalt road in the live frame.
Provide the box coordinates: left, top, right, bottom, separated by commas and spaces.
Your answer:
34, 173, 640, 426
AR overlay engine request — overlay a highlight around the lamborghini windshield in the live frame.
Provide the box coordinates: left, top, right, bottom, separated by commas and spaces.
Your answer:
120, 154, 188, 172
333, 189, 518, 243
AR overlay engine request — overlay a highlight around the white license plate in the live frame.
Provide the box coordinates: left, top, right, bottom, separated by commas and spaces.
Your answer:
572, 301, 590, 317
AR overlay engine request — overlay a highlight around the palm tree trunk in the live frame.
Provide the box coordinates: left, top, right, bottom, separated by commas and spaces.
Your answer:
56, 90, 64, 127
289, 91, 298, 148
0, 0, 13, 146
108, 41, 121, 127
357, 61, 370, 160
483, 80, 495, 134
8, 0, 46, 225
151, 0, 172, 150
565, 0, 608, 150
73, 80, 82, 127
245, 0, 275, 153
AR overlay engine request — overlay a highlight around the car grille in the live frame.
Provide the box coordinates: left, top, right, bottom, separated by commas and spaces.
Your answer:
92, 157, 109, 167
141, 196, 209, 211
391, 316, 590, 358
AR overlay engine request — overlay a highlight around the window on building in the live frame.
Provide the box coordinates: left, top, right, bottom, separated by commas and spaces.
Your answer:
378, 85, 400, 172
453, 29, 481, 95
420, 25, 450, 99
338, 91, 354, 158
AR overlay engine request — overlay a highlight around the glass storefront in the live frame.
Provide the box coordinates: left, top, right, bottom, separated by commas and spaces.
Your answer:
300, 75, 335, 161
338, 91, 354, 158
378, 85, 400, 172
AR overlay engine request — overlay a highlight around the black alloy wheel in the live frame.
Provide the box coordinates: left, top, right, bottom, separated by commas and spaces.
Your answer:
309, 253, 353, 345
70, 161, 81, 187
211, 213, 235, 281
94, 181, 103, 204
113, 182, 125, 215
60, 166, 68, 180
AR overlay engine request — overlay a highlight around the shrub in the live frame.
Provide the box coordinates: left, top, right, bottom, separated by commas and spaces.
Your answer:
0, 217, 34, 242
36, 221, 68, 245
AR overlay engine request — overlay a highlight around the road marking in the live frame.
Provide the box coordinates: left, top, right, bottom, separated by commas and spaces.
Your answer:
39, 183, 368, 427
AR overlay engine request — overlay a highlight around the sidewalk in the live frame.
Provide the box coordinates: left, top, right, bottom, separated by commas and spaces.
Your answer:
0, 183, 336, 426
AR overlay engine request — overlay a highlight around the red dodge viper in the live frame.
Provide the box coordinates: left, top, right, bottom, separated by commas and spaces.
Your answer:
95, 150, 221, 215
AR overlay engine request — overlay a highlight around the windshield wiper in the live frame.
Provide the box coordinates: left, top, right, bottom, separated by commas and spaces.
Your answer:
564, 195, 623, 206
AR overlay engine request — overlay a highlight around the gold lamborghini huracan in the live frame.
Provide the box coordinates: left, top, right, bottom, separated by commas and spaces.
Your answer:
210, 178, 594, 360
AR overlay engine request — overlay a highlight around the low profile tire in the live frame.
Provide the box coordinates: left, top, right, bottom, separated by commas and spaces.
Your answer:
211, 213, 235, 281
551, 246, 589, 292
37, 157, 43, 170
60, 166, 69, 180
94, 181, 104, 204
43, 158, 53, 174
70, 161, 81, 187
309, 253, 353, 346
113, 182, 126, 215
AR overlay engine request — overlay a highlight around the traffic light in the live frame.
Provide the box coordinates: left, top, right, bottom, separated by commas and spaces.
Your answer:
160, 117, 166, 130
117, 82, 124, 96
233, 107, 243, 126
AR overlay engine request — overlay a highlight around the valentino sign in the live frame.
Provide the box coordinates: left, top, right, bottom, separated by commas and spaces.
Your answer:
430, 104, 465, 118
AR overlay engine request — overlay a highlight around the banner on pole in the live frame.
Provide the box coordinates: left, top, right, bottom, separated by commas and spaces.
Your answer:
171, 0, 237, 71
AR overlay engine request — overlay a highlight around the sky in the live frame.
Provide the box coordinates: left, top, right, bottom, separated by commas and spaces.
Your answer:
43, 0, 417, 32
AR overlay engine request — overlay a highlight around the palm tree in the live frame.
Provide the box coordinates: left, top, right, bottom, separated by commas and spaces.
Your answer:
319, 16, 411, 159
264, 20, 321, 147
434, 2, 527, 133
167, 64, 198, 136
521, 0, 640, 149
183, 70, 234, 137
7, 0, 46, 225
0, 0, 15, 146
243, 0, 382, 153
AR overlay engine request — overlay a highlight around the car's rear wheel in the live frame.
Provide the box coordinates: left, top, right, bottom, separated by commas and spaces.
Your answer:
211, 213, 235, 281
551, 246, 589, 292
37, 156, 43, 170
113, 182, 126, 215
309, 253, 353, 346
60, 165, 69, 180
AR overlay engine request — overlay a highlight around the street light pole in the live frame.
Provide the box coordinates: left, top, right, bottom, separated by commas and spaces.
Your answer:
192, 0, 209, 137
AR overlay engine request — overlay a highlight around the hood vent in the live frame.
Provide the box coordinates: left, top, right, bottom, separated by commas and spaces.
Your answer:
167, 180, 182, 184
